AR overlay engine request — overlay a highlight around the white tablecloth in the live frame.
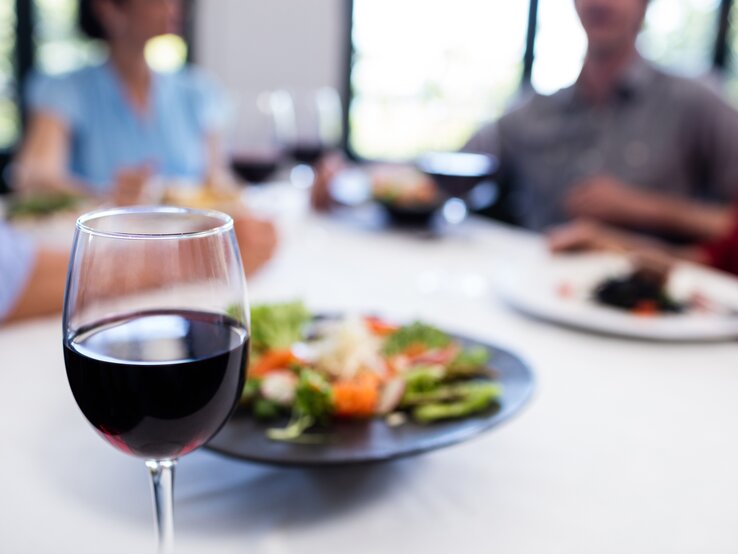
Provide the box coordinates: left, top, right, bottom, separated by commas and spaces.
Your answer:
2, 184, 738, 554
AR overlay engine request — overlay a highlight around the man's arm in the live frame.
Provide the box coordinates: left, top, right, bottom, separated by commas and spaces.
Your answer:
548, 219, 709, 266
687, 80, 738, 205
565, 176, 732, 240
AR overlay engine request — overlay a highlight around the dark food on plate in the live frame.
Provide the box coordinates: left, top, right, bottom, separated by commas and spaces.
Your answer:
239, 301, 503, 442
594, 267, 685, 315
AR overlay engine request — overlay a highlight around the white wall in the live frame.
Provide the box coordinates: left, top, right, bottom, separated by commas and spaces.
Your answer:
195, 0, 348, 95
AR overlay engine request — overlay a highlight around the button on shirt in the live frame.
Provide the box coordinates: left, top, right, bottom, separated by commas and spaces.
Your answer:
0, 224, 35, 321
27, 62, 227, 192
466, 57, 738, 231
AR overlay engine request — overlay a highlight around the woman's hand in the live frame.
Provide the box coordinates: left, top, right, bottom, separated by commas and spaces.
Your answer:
113, 165, 153, 206
233, 213, 278, 276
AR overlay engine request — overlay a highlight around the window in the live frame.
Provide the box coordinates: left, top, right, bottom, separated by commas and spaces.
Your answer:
724, 2, 738, 99
532, 0, 721, 95
531, 0, 586, 95
34, 0, 187, 74
349, 1, 529, 160
0, 1, 18, 150
34, 0, 103, 75
349, 0, 733, 161
639, 0, 720, 75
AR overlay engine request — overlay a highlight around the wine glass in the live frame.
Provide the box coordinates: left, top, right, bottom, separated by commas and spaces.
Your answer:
272, 87, 343, 188
62, 207, 250, 554
228, 91, 284, 184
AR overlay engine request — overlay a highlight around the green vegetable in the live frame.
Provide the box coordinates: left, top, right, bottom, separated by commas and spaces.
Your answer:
402, 379, 501, 406
254, 398, 283, 420
227, 303, 248, 325
267, 369, 333, 442
293, 369, 333, 425
404, 365, 445, 395
447, 346, 490, 377
240, 378, 261, 405
7, 193, 82, 219
250, 301, 310, 355
412, 382, 502, 423
382, 322, 451, 356
402, 381, 488, 407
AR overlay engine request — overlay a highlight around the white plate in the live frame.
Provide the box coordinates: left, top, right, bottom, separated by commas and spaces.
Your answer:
495, 252, 738, 341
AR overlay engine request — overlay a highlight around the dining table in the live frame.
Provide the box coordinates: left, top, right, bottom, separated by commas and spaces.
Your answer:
2, 182, 738, 554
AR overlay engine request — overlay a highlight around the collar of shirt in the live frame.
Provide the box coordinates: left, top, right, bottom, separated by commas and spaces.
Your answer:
554, 54, 657, 112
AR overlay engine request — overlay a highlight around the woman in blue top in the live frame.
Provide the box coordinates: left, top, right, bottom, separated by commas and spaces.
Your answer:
15, 0, 228, 201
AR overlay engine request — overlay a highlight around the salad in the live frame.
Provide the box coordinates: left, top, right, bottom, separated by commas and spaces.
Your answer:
241, 302, 503, 442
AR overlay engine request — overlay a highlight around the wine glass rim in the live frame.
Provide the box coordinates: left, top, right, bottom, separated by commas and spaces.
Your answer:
76, 206, 234, 240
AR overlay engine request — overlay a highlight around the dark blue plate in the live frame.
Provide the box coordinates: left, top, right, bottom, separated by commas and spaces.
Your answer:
206, 335, 534, 467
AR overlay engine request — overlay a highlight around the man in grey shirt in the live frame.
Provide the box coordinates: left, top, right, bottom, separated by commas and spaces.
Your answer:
467, 0, 738, 239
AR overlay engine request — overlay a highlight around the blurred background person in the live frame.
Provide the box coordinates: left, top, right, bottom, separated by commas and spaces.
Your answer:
465, 0, 738, 240
13, 0, 230, 203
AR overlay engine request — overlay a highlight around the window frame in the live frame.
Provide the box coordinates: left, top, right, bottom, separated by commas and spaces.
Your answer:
343, 0, 735, 162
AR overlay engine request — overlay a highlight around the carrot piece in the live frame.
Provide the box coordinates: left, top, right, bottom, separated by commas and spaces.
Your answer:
403, 343, 427, 357
632, 300, 659, 317
249, 349, 301, 378
364, 316, 400, 336
332, 372, 380, 418
410, 344, 460, 366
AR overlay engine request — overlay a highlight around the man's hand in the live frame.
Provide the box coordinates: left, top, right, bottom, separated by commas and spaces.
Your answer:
548, 219, 632, 253
565, 175, 662, 228
233, 214, 278, 276
548, 219, 680, 272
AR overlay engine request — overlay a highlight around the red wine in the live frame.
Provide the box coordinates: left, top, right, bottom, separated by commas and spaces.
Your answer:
290, 143, 325, 165
64, 310, 248, 460
231, 153, 280, 184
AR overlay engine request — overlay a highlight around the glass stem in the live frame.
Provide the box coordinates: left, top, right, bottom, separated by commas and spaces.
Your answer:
146, 459, 177, 554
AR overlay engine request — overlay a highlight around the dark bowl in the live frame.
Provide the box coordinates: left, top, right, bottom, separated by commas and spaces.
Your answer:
416, 152, 498, 199
374, 197, 443, 226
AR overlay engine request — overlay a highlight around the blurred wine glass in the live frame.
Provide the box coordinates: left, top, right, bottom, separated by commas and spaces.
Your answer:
272, 87, 343, 188
416, 152, 498, 226
228, 91, 284, 185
